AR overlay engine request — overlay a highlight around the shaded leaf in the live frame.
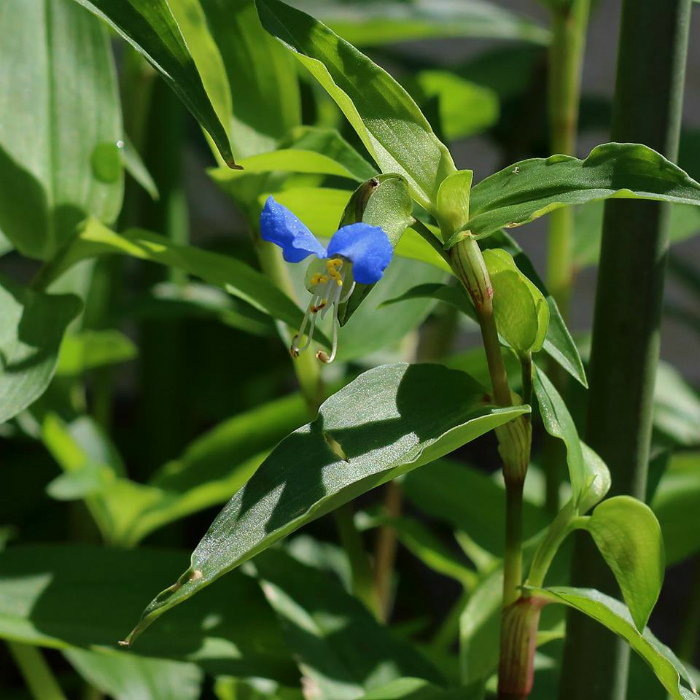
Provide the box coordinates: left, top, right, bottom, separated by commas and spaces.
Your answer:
253, 549, 443, 698
56, 330, 137, 377
294, 0, 549, 47
73, 0, 236, 166
64, 648, 203, 700
126, 363, 529, 642
257, 0, 456, 211
0, 0, 123, 259
44, 218, 316, 342
0, 545, 295, 680
0, 276, 82, 424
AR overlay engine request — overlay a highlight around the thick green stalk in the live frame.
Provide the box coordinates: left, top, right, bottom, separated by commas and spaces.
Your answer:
559, 2, 692, 699
7, 643, 68, 700
546, 0, 590, 315
543, 0, 590, 516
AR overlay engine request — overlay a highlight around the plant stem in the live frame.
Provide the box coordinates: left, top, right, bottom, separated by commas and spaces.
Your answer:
373, 479, 402, 621
559, 2, 692, 699
334, 503, 379, 617
542, 0, 590, 517
450, 235, 533, 697
546, 0, 590, 316
7, 642, 68, 700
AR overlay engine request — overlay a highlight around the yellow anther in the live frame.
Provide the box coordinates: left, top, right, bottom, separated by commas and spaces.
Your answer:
326, 258, 343, 270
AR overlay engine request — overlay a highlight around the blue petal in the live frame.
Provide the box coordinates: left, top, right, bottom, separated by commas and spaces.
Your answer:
260, 196, 327, 263
327, 223, 393, 284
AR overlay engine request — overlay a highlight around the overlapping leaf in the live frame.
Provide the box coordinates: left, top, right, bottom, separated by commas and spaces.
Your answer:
125, 363, 528, 642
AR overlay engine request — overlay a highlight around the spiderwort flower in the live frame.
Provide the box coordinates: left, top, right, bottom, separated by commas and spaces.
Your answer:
261, 196, 393, 363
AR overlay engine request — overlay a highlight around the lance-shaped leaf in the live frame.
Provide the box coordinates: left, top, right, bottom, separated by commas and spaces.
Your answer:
72, 0, 236, 167
529, 587, 698, 700
256, 0, 456, 212
0, 275, 82, 424
0, 0, 123, 260
42, 218, 318, 343
585, 496, 665, 631
124, 363, 529, 643
252, 549, 444, 697
294, 0, 550, 47
533, 366, 610, 512
200, 0, 300, 159
446, 143, 700, 246
0, 545, 295, 681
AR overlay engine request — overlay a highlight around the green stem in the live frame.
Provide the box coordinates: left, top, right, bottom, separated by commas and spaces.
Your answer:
334, 503, 379, 618
503, 479, 524, 608
373, 479, 402, 621
543, 0, 590, 518
7, 642, 68, 700
559, 2, 692, 699
546, 0, 590, 315
527, 502, 587, 589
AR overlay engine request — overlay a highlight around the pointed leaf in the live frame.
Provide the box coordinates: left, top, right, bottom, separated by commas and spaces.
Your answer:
585, 496, 665, 631
0, 276, 82, 424
125, 363, 529, 642
256, 0, 456, 211
0, 545, 295, 681
447, 143, 700, 245
0, 0, 123, 259
295, 0, 549, 47
530, 587, 698, 700
253, 549, 443, 697
73, 0, 236, 166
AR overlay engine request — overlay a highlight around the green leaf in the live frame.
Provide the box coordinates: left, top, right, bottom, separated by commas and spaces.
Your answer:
361, 513, 477, 588
252, 549, 443, 697
125, 363, 529, 642
64, 649, 203, 700
43, 393, 308, 545
360, 678, 481, 700
214, 148, 369, 182
534, 366, 597, 509
652, 362, 700, 446
0, 544, 295, 680
585, 496, 665, 631
530, 587, 698, 700
447, 144, 700, 245
402, 459, 548, 559
45, 218, 315, 341
120, 135, 159, 201
200, 0, 301, 159
256, 0, 456, 211
416, 72, 499, 142
436, 170, 473, 238
0, 0, 123, 259
56, 330, 137, 377
652, 452, 700, 565
484, 248, 549, 355
483, 230, 586, 386
73, 0, 236, 166
295, 0, 549, 46
0, 276, 82, 424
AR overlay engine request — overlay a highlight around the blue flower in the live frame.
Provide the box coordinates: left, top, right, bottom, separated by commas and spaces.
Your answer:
261, 195, 393, 363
